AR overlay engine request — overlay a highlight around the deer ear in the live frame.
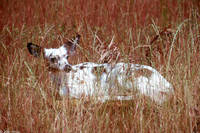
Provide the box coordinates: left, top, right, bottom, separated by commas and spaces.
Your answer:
64, 34, 81, 55
27, 43, 42, 57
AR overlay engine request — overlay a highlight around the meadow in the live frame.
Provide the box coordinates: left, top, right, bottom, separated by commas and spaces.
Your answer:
0, 0, 200, 132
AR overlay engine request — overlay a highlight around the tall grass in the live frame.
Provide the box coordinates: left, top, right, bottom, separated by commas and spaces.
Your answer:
0, 0, 199, 132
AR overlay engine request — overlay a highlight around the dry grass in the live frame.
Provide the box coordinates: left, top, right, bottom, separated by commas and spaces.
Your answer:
0, 0, 200, 132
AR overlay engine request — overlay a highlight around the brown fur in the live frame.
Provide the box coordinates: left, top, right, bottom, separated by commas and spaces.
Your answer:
79, 65, 86, 70
134, 68, 153, 78
92, 66, 107, 77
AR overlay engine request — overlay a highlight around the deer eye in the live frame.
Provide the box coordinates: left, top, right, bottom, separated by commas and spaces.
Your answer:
66, 56, 69, 59
50, 57, 56, 63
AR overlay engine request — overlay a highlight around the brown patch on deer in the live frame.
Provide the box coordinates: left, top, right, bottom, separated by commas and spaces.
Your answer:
134, 68, 153, 78
92, 66, 107, 77
80, 80, 85, 84
79, 65, 86, 70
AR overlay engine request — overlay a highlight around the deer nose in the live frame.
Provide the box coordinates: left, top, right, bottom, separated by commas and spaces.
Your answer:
64, 64, 72, 72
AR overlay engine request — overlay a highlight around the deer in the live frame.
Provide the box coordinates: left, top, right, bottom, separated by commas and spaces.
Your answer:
27, 34, 174, 104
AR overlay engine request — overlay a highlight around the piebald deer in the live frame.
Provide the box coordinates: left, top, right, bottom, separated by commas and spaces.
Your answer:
27, 34, 174, 104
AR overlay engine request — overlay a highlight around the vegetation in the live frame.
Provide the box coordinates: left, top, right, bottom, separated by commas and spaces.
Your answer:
0, 0, 199, 132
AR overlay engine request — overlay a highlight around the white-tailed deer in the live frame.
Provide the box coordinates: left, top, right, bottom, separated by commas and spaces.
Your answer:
27, 34, 174, 104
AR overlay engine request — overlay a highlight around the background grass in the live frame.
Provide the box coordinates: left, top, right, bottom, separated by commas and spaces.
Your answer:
0, 0, 200, 132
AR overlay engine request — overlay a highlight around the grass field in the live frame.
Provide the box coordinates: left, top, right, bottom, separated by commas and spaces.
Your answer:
0, 0, 200, 132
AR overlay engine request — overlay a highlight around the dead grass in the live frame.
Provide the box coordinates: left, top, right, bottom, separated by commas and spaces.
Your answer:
0, 0, 200, 132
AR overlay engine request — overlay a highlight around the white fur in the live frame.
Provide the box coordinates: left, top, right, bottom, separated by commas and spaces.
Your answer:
29, 38, 174, 104
56, 62, 173, 104
43, 44, 174, 104
44, 46, 70, 70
